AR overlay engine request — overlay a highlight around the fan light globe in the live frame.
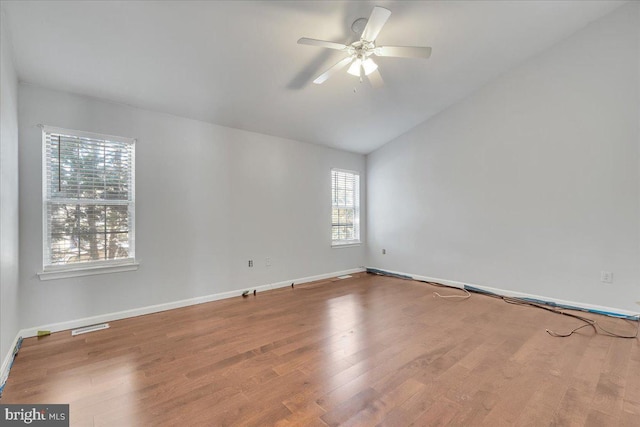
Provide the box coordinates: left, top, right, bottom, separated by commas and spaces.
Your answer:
347, 58, 362, 76
362, 58, 378, 75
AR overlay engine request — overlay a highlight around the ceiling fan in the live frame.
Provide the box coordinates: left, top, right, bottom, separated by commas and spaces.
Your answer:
298, 6, 432, 87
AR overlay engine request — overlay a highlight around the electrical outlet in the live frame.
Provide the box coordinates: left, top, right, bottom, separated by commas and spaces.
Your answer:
265, 257, 271, 267
382, 248, 386, 255
248, 260, 253, 267
600, 271, 613, 284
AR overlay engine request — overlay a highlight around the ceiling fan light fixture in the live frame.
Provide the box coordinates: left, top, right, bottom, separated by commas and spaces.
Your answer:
299, 6, 431, 86
362, 58, 378, 76
347, 58, 362, 76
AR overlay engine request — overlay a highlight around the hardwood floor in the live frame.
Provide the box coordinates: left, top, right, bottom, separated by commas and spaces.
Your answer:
2, 273, 639, 426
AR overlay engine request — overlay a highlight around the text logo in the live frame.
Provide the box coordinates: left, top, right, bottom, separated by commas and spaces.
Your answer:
0, 405, 69, 426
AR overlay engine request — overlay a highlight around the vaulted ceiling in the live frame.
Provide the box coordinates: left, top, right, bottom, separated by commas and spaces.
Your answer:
2, 1, 625, 153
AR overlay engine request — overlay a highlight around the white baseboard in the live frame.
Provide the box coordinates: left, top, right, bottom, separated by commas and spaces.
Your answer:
368, 267, 639, 318
0, 333, 22, 394
264, 267, 365, 291
0, 267, 364, 389
19, 267, 365, 339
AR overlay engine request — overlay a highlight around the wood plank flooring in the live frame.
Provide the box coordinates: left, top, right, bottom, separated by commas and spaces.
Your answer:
2, 273, 639, 426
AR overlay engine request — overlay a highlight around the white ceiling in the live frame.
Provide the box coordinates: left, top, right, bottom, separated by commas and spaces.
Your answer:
2, 0, 626, 153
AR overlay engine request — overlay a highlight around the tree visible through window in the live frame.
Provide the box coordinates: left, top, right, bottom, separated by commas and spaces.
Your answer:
331, 169, 360, 246
43, 127, 135, 269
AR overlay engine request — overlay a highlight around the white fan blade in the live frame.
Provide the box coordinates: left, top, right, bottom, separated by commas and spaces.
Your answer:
375, 46, 432, 59
297, 38, 348, 51
313, 56, 354, 84
361, 7, 391, 42
367, 69, 384, 88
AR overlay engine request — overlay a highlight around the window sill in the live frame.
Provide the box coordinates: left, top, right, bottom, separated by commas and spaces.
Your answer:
38, 261, 139, 281
331, 242, 362, 249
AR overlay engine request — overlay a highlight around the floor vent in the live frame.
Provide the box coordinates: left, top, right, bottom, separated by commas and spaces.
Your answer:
71, 323, 110, 336
336, 275, 352, 279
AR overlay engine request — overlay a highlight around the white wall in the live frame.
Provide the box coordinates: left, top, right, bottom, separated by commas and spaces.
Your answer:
18, 84, 365, 329
637, 2, 640, 306
0, 8, 20, 365
367, 3, 640, 312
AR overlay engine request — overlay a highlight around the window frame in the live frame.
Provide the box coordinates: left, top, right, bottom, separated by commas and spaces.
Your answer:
331, 168, 361, 248
38, 125, 138, 280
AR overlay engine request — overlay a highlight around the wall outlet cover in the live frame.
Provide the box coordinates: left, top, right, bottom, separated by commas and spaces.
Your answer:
600, 271, 613, 284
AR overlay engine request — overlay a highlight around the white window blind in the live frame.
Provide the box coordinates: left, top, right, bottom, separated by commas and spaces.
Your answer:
331, 168, 360, 246
42, 126, 135, 270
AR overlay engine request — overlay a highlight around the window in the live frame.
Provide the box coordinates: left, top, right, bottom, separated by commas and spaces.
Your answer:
40, 126, 137, 279
331, 168, 360, 246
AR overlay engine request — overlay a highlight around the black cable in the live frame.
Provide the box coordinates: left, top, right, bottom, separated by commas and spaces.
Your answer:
370, 272, 640, 339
